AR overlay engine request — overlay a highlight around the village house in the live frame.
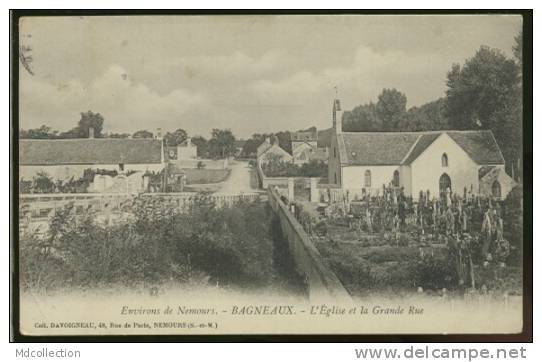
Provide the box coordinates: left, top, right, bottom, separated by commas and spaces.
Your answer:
19, 128, 165, 182
327, 97, 516, 200
165, 137, 198, 161
290, 129, 330, 164
256, 136, 292, 165
291, 130, 317, 151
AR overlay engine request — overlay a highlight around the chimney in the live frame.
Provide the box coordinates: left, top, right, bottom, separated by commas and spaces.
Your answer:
333, 98, 343, 134
186, 137, 191, 147
89, 126, 95, 139
156, 128, 162, 140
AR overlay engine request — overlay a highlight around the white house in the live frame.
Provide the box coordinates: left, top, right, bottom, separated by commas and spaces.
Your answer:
257, 137, 293, 165
177, 137, 197, 160
165, 137, 198, 161
19, 136, 165, 181
291, 130, 318, 151
290, 129, 329, 164
327, 97, 516, 199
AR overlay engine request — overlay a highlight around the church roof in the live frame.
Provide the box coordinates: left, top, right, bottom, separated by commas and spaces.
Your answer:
400, 133, 441, 164
337, 130, 505, 166
20, 138, 163, 165
339, 133, 420, 165
446, 131, 505, 165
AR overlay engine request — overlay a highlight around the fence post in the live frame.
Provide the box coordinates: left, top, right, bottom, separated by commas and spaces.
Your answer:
310, 177, 318, 202
288, 178, 294, 202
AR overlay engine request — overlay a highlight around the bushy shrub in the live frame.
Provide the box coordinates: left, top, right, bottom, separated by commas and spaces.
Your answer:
504, 185, 523, 264
262, 159, 327, 177
33, 172, 55, 193
411, 252, 457, 290
20, 197, 279, 292
329, 257, 374, 292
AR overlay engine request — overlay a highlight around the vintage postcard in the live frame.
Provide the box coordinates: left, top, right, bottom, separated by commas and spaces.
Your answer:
12, 12, 530, 339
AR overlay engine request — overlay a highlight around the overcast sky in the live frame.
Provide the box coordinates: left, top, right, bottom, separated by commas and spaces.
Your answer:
19, 15, 522, 138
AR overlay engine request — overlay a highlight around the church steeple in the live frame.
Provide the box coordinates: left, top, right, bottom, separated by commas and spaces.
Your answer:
332, 87, 343, 134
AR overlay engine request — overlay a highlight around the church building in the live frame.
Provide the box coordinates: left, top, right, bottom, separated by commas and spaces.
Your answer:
327, 97, 516, 199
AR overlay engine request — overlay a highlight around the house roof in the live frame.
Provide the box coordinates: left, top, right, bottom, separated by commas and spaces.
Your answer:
337, 130, 505, 166
20, 138, 163, 165
478, 165, 496, 179
260, 143, 293, 160
256, 139, 273, 157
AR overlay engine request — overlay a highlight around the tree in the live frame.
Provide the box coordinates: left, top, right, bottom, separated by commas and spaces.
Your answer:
59, 111, 104, 138
107, 132, 130, 138
20, 125, 59, 139
342, 103, 380, 132
445, 45, 522, 175
396, 98, 449, 131
513, 30, 522, 68
164, 128, 187, 147
132, 130, 154, 139
208, 129, 235, 158
191, 136, 208, 158
274, 131, 292, 154
33, 172, 55, 193
241, 135, 263, 158
376, 88, 407, 131
79, 111, 104, 137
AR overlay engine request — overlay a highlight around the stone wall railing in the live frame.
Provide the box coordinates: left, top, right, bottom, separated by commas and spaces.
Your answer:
19, 192, 264, 222
256, 162, 290, 189
267, 186, 351, 302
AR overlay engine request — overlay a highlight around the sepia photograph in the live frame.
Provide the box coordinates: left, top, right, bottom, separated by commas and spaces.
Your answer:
11, 11, 531, 341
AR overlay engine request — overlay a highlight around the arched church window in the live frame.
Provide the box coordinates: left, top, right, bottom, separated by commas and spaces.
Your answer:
442, 153, 449, 167
364, 170, 372, 188
439, 173, 451, 195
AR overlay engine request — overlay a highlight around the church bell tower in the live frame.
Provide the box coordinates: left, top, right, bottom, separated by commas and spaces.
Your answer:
332, 88, 343, 134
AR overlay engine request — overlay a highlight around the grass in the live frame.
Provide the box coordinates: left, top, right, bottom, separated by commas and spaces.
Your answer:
314, 221, 522, 298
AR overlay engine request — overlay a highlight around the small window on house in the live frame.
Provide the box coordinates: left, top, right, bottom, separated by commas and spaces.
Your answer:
442, 153, 449, 167
393, 170, 400, 187
364, 170, 372, 188
334, 173, 337, 184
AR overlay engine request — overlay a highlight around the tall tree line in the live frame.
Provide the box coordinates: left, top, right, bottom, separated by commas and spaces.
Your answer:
20, 112, 238, 159
342, 32, 523, 179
